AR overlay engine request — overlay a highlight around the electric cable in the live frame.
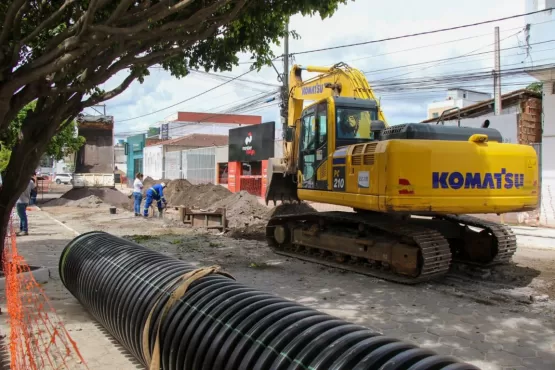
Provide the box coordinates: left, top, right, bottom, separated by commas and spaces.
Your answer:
289, 8, 554, 56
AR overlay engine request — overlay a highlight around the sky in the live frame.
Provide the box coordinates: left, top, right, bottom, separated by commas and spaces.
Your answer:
83, 0, 555, 139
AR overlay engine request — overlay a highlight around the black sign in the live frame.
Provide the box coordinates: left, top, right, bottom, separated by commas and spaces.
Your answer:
332, 166, 346, 192
229, 121, 275, 162
160, 123, 169, 140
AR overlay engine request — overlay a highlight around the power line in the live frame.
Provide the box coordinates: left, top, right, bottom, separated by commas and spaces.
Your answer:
363, 36, 555, 76
369, 63, 555, 92
191, 70, 280, 88
115, 90, 280, 136
290, 8, 554, 56
339, 18, 555, 66
118, 68, 260, 123
367, 30, 526, 83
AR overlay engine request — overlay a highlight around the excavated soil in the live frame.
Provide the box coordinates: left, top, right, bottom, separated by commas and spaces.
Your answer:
44, 188, 131, 210
140, 179, 319, 238
169, 183, 232, 209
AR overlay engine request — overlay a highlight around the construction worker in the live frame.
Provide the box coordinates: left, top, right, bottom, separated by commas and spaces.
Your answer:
133, 172, 144, 216
16, 177, 36, 236
143, 182, 167, 217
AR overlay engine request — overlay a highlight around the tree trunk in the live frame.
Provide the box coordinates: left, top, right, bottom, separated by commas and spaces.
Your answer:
0, 111, 63, 266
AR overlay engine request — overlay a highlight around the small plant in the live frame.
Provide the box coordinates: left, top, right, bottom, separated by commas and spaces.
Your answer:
249, 262, 270, 269
170, 239, 182, 245
130, 235, 155, 243
209, 241, 221, 248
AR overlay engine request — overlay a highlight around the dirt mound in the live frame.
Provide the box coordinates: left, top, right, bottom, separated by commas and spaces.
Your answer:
211, 191, 269, 228
142, 176, 156, 190
141, 177, 171, 193
46, 195, 104, 208
45, 188, 131, 210
269, 203, 317, 217
169, 183, 231, 208
165, 179, 192, 205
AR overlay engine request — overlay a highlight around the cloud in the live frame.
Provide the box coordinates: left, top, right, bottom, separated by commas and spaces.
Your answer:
104, 0, 555, 137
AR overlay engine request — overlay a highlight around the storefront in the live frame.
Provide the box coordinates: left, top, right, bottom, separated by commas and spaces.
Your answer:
226, 121, 275, 196
125, 133, 146, 185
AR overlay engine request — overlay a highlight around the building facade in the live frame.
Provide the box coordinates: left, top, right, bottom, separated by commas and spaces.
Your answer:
143, 134, 229, 180
160, 112, 262, 139
527, 66, 555, 227
427, 88, 492, 119
125, 133, 146, 183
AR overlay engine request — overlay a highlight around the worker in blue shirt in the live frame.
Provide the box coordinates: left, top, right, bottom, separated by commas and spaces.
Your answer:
143, 182, 167, 217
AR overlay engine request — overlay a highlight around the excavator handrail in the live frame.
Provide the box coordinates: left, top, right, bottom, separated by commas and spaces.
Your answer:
436, 107, 461, 127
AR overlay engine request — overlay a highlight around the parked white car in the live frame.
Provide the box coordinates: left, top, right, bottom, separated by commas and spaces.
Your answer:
54, 173, 73, 185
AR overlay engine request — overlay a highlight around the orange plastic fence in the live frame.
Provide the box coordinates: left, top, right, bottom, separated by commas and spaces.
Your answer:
2, 212, 88, 369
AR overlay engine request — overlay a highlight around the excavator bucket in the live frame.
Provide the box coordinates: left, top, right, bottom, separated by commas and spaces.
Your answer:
265, 158, 300, 205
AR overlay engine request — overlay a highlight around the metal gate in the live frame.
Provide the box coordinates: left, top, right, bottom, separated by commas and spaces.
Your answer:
165, 151, 182, 179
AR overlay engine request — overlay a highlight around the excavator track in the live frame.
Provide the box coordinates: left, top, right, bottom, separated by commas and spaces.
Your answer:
433, 214, 518, 266
266, 211, 452, 285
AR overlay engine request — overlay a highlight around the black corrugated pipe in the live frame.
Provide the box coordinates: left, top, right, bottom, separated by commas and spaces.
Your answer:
59, 231, 480, 370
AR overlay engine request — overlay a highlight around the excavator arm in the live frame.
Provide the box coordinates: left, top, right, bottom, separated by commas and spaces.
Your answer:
286, 63, 387, 127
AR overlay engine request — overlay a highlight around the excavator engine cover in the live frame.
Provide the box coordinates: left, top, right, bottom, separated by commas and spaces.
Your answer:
379, 123, 503, 142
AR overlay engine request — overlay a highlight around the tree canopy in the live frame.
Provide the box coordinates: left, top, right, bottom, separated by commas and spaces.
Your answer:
527, 82, 543, 94
0, 0, 348, 130
0, 0, 347, 180
148, 127, 161, 137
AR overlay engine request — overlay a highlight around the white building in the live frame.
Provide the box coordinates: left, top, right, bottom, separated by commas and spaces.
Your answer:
427, 88, 492, 119
158, 111, 262, 140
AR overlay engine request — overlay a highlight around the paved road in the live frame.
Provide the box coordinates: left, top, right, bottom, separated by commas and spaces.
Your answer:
1, 208, 554, 370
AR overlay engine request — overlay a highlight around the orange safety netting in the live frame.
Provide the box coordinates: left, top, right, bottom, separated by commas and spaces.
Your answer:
2, 212, 88, 370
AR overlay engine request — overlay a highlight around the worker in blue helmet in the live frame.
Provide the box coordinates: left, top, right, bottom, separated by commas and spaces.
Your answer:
143, 182, 167, 217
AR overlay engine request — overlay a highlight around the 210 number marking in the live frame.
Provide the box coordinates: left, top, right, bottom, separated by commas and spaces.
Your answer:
333, 178, 345, 189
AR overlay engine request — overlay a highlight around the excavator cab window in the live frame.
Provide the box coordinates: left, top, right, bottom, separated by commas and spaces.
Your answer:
336, 107, 378, 147
300, 110, 317, 188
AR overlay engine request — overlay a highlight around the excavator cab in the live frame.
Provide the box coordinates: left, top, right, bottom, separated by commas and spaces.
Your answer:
265, 96, 384, 205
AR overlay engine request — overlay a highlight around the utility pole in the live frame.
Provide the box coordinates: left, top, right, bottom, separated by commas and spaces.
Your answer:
280, 20, 290, 137
493, 26, 502, 115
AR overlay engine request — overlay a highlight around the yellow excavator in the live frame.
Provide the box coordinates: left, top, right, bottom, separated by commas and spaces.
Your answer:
265, 62, 539, 284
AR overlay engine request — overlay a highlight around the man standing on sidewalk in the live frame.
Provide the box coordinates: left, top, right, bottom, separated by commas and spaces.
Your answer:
16, 178, 36, 236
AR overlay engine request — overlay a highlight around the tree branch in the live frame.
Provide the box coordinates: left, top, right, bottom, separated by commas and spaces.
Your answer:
81, 72, 137, 107
91, 0, 204, 35
106, 0, 137, 25
20, 0, 77, 45
78, 0, 100, 37
8, 48, 86, 90
0, 0, 27, 47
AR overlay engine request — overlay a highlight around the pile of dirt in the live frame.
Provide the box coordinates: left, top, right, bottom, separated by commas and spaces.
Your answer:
165, 179, 193, 205
46, 195, 104, 208
45, 188, 131, 210
169, 183, 232, 209
211, 191, 269, 228
268, 203, 317, 217
142, 176, 156, 190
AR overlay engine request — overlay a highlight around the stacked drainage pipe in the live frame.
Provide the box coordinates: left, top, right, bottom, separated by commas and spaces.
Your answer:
59, 231, 479, 370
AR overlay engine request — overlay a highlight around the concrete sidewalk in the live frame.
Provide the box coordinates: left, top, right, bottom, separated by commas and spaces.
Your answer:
0, 207, 140, 370
512, 226, 555, 250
